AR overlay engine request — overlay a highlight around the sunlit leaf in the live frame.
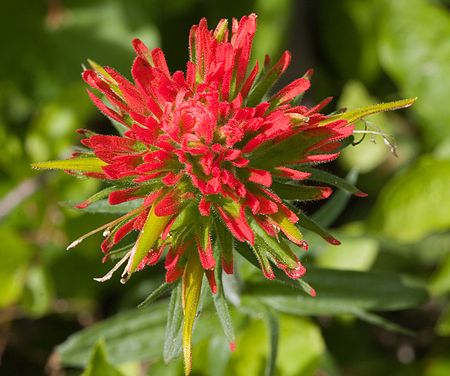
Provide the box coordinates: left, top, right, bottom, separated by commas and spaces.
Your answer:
182, 254, 204, 375
319, 98, 416, 126
369, 156, 450, 242
227, 315, 324, 376
31, 157, 107, 173
124, 206, 172, 279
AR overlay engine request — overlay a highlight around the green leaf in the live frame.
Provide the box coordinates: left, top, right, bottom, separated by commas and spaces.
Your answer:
319, 97, 416, 126
270, 181, 331, 201
425, 357, 450, 376
243, 267, 428, 315
312, 169, 359, 228
20, 265, 54, 317
429, 254, 450, 296
236, 242, 316, 297
72, 186, 118, 209
164, 283, 183, 363
227, 315, 324, 376
316, 223, 378, 271
250, 217, 302, 271
264, 309, 279, 376
337, 81, 397, 172
0, 226, 33, 308
436, 305, 450, 337
213, 265, 236, 348
182, 253, 204, 375
303, 166, 366, 196
369, 156, 450, 242
124, 206, 172, 279
138, 281, 174, 308
352, 310, 413, 336
296, 213, 339, 245
81, 339, 125, 376
248, 128, 333, 170
378, 0, 450, 147
74, 198, 144, 214
31, 157, 107, 173
57, 302, 168, 367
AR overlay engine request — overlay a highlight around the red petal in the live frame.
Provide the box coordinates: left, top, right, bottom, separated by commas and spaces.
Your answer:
275, 167, 311, 180
271, 77, 311, 104
205, 269, 217, 294
108, 187, 140, 205
248, 168, 272, 187
199, 197, 211, 216
196, 236, 215, 270
217, 206, 254, 245
154, 190, 180, 216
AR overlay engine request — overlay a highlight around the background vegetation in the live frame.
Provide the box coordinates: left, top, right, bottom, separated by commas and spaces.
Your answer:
1, 0, 450, 375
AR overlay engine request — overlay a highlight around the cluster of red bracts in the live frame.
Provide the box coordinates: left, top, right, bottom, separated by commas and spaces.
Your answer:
74, 13, 355, 291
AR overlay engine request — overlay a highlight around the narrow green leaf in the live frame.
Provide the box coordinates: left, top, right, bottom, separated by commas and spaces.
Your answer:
213, 265, 236, 349
296, 213, 340, 245
87, 59, 122, 97
311, 169, 359, 228
31, 157, 107, 173
57, 302, 169, 367
75, 198, 144, 215
352, 310, 414, 336
319, 98, 416, 126
138, 282, 175, 308
81, 339, 125, 376
215, 219, 234, 273
270, 181, 330, 201
244, 267, 429, 314
182, 253, 204, 375
73, 186, 117, 209
124, 206, 172, 279
302, 167, 366, 196
236, 242, 316, 297
246, 63, 284, 107
264, 309, 279, 376
249, 129, 330, 170
250, 218, 300, 270
164, 283, 183, 363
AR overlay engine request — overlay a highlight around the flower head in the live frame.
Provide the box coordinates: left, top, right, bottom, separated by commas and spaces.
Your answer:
32, 13, 415, 375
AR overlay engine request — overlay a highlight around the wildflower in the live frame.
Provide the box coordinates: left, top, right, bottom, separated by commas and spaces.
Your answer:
33, 14, 415, 374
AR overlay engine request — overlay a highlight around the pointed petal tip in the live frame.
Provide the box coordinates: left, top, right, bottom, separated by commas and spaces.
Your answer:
326, 236, 341, 245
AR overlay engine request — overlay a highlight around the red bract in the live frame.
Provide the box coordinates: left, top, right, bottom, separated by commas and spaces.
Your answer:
32, 13, 416, 375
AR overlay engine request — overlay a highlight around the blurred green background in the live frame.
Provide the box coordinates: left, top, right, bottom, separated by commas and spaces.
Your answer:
1, 0, 450, 375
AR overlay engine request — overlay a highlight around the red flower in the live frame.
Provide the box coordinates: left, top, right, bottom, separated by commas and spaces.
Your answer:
79, 14, 353, 281
32, 14, 415, 375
